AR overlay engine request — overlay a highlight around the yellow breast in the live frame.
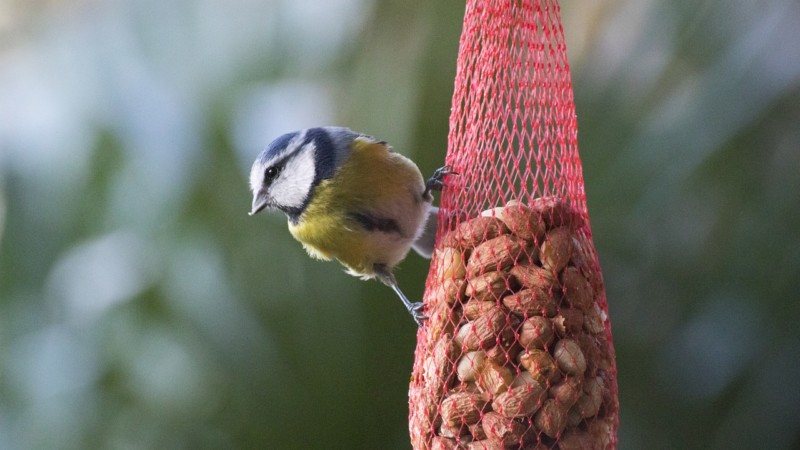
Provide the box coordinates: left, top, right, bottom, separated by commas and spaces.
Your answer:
288, 137, 427, 278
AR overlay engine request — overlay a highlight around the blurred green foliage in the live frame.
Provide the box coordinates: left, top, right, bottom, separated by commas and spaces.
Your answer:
1, 0, 799, 449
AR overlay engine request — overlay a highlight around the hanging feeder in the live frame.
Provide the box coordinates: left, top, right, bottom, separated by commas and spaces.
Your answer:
408, 1, 619, 448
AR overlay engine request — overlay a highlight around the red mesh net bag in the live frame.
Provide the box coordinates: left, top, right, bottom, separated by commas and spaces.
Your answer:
408, 1, 618, 449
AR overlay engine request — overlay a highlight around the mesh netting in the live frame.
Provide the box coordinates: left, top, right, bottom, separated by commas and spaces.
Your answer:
408, 1, 618, 449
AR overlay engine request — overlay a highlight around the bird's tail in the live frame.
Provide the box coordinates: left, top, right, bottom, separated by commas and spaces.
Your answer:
411, 206, 438, 259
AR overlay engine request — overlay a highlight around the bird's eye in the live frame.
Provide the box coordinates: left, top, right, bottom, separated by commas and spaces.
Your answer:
265, 166, 280, 182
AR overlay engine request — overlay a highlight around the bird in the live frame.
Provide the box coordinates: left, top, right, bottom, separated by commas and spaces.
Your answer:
248, 126, 454, 326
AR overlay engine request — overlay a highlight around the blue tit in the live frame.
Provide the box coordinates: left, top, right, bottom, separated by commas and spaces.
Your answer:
248, 126, 454, 326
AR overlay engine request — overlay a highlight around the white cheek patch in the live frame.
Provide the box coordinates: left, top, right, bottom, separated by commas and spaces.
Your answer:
251, 130, 308, 194
270, 143, 317, 210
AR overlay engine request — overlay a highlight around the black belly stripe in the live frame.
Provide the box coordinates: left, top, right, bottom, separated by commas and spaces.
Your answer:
349, 212, 403, 235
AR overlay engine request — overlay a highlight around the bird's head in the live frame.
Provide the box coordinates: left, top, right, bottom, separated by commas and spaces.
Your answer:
249, 127, 355, 221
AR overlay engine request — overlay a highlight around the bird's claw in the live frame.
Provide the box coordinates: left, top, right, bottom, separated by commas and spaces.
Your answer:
424, 165, 458, 196
408, 302, 427, 327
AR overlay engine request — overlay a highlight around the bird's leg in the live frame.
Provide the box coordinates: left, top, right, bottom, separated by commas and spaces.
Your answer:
423, 165, 457, 198
390, 283, 426, 327
375, 265, 426, 327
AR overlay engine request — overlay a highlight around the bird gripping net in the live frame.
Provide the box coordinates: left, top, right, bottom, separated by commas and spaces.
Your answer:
408, 1, 619, 449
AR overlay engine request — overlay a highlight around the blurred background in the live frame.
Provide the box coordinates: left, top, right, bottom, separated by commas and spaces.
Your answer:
1, 0, 799, 448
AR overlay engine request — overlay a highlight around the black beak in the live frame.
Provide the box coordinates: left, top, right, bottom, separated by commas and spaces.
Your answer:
249, 191, 270, 216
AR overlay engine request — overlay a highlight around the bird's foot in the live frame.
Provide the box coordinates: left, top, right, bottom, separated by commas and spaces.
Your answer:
407, 301, 427, 327
379, 267, 428, 328
424, 165, 457, 197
